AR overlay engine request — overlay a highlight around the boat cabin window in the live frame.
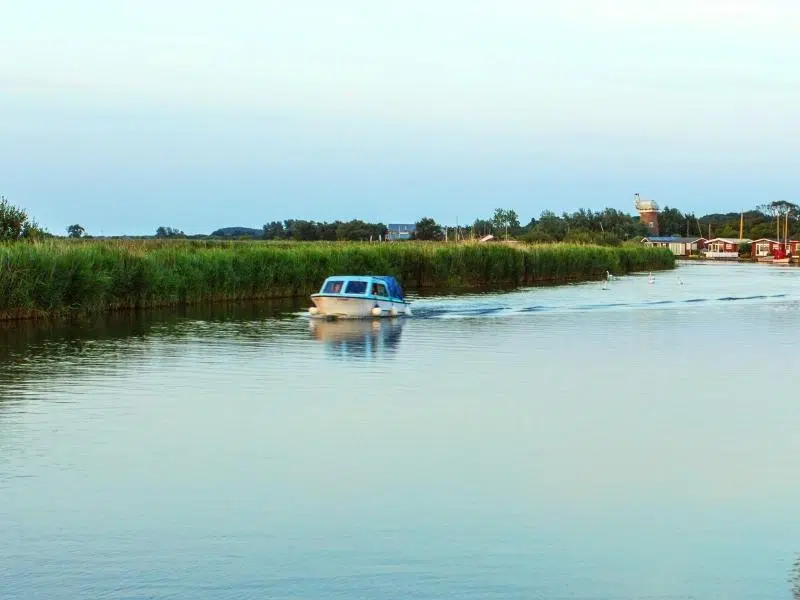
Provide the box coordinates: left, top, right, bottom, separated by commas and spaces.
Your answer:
323, 280, 344, 294
371, 282, 388, 297
344, 280, 368, 294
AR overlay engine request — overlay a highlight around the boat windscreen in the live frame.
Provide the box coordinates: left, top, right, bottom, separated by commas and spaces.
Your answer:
322, 280, 344, 294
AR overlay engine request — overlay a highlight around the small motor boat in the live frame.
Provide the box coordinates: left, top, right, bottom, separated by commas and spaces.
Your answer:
773, 246, 791, 264
309, 275, 411, 319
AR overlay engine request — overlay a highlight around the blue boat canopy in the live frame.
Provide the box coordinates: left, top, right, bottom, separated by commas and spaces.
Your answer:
374, 276, 404, 300
316, 275, 406, 301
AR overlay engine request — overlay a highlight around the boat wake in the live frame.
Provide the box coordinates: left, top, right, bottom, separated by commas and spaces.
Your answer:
410, 293, 791, 320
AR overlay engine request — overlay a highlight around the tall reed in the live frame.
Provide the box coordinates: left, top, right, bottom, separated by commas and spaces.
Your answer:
0, 240, 674, 319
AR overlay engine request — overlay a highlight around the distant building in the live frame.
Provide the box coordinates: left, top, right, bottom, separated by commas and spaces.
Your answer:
704, 237, 751, 259
387, 223, 416, 241
641, 236, 706, 256
751, 238, 782, 260
634, 193, 660, 236
751, 238, 800, 260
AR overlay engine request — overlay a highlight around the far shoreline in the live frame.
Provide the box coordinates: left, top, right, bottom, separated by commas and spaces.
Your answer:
0, 240, 674, 322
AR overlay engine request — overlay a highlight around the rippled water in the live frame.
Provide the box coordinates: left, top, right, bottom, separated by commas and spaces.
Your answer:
2, 262, 799, 599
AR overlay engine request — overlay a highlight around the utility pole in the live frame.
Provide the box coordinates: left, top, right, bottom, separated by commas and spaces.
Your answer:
739, 210, 744, 240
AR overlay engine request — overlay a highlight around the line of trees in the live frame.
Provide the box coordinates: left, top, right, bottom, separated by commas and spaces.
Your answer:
141, 201, 800, 244
423, 201, 800, 245
657, 200, 800, 240
3, 194, 799, 246
262, 219, 387, 241
61, 224, 188, 239
417, 208, 649, 245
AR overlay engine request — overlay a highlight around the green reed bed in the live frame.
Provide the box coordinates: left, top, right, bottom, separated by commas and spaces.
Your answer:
0, 240, 674, 320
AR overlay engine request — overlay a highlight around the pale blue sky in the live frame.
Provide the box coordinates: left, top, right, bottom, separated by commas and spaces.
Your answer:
1, 0, 798, 235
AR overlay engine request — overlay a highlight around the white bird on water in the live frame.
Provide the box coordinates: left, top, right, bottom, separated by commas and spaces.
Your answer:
648, 272, 655, 284
678, 276, 684, 285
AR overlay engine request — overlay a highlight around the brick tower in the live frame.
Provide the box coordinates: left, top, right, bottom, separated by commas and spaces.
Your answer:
634, 193, 660, 235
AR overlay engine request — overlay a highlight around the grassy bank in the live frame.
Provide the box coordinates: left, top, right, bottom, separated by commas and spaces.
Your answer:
0, 240, 674, 320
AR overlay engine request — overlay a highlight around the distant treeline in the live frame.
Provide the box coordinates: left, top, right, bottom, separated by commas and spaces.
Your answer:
259, 220, 388, 241
1, 193, 797, 245
239, 203, 800, 244
210, 210, 650, 244
658, 204, 800, 240
450, 203, 800, 243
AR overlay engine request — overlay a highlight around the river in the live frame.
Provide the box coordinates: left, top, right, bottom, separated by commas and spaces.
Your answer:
1, 262, 799, 599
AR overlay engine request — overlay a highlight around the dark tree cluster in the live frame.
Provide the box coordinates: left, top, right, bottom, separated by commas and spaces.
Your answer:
0, 196, 47, 241
67, 224, 86, 238
262, 219, 387, 241
155, 226, 186, 238
425, 207, 649, 245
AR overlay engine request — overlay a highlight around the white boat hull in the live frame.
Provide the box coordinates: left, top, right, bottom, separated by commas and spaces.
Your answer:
310, 295, 411, 319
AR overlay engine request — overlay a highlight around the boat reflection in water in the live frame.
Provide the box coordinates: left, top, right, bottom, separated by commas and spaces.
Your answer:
309, 318, 405, 360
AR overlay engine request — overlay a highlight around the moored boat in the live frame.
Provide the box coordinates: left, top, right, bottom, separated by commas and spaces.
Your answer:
773, 246, 791, 264
309, 275, 411, 319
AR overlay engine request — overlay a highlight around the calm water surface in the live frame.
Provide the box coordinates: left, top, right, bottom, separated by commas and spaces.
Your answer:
2, 262, 799, 599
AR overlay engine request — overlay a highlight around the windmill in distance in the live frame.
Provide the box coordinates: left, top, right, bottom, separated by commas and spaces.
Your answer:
634, 193, 660, 236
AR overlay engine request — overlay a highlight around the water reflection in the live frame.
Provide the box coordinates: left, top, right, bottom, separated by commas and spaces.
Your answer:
0, 299, 302, 402
3, 264, 800, 599
309, 318, 405, 360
